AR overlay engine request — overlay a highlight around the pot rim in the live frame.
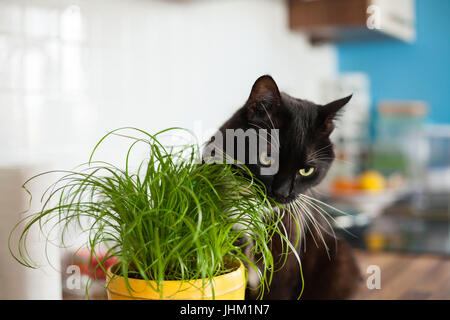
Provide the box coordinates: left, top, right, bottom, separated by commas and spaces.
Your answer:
106, 257, 245, 283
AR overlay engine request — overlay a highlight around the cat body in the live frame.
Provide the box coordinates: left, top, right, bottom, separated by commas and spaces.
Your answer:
212, 75, 361, 299
248, 213, 361, 300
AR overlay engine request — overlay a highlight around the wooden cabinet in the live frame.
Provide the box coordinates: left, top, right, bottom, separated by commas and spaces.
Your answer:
288, 0, 416, 44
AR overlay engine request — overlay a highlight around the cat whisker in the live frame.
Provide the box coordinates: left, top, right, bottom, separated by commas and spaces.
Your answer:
307, 143, 333, 162
300, 193, 350, 217
308, 187, 328, 197
260, 102, 277, 131
248, 121, 280, 150
297, 201, 332, 255
286, 201, 309, 253
298, 194, 338, 252
300, 195, 337, 235
307, 151, 333, 161
292, 198, 330, 257
310, 156, 355, 166
302, 191, 358, 239
286, 201, 307, 248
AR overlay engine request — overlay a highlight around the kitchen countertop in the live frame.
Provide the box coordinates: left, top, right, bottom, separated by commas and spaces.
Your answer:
353, 249, 450, 299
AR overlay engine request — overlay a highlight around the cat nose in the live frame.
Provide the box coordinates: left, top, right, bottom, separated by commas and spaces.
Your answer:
273, 182, 290, 199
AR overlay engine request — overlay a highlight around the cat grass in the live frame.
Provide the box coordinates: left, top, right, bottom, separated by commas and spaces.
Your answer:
9, 127, 302, 299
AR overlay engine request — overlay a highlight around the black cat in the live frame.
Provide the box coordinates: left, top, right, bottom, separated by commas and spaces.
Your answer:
210, 75, 361, 299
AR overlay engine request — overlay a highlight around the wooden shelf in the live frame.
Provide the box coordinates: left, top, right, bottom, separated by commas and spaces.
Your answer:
288, 0, 416, 44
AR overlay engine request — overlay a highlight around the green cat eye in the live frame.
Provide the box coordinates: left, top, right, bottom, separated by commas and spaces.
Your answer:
299, 167, 315, 177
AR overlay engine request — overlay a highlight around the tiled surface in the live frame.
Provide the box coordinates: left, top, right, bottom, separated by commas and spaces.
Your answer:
0, 0, 337, 169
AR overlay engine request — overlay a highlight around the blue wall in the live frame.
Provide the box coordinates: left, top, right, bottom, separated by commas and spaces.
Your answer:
338, 0, 450, 124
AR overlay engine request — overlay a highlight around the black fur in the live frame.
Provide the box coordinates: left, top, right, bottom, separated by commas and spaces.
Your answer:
213, 75, 361, 299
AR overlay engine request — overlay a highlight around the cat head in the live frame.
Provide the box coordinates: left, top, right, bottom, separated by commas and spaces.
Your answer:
210, 75, 351, 204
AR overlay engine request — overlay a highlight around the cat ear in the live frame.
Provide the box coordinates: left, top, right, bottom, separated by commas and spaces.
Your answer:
319, 94, 352, 134
246, 75, 282, 122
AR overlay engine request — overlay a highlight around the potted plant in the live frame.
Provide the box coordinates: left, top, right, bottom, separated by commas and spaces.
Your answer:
9, 127, 301, 300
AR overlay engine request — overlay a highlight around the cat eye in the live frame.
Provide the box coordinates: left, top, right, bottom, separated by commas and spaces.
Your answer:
299, 167, 315, 177
259, 151, 275, 166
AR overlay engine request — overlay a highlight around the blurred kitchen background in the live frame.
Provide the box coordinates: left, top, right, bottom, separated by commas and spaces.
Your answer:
0, 0, 448, 299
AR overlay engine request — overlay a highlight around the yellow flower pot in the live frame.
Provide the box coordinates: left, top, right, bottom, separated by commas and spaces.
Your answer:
106, 259, 246, 300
